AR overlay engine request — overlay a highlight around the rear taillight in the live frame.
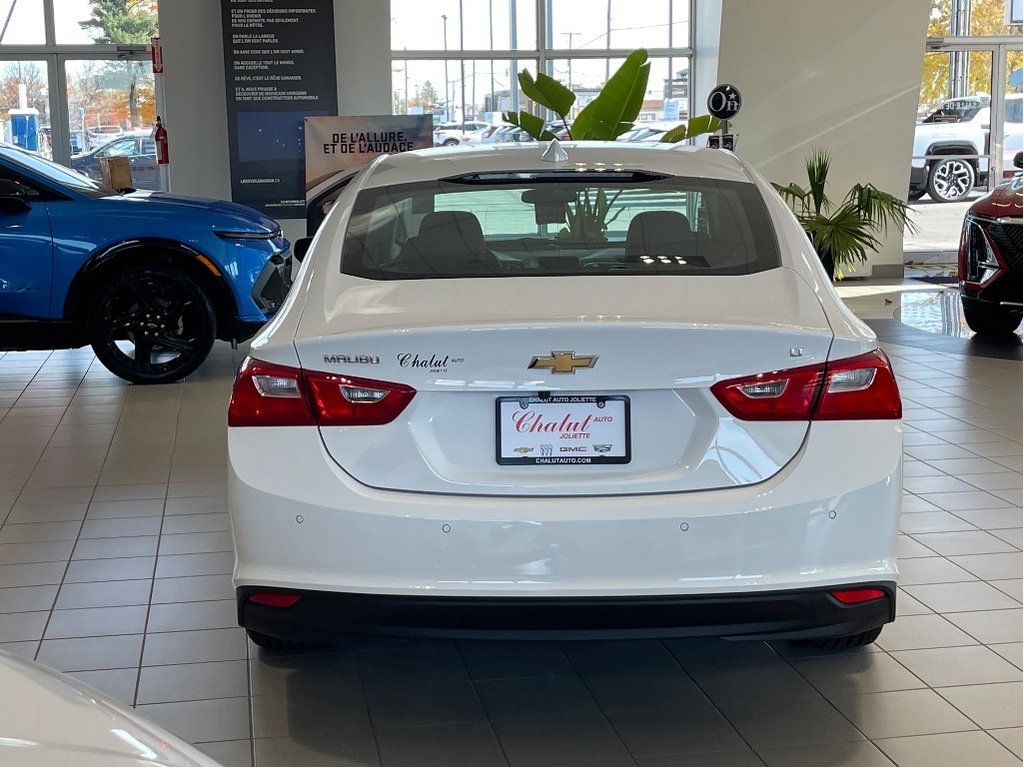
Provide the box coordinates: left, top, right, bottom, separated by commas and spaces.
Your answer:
710, 361, 824, 421
228, 357, 415, 427
814, 350, 902, 420
305, 371, 416, 426
711, 349, 901, 421
228, 358, 315, 427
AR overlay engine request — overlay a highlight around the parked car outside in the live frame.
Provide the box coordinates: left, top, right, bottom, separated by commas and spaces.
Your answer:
485, 124, 519, 143
456, 124, 501, 146
433, 120, 495, 146
958, 150, 1023, 335
70, 131, 159, 190
616, 121, 685, 143
84, 124, 128, 150
0, 649, 216, 765
0, 142, 291, 384
228, 141, 903, 651
909, 93, 1023, 202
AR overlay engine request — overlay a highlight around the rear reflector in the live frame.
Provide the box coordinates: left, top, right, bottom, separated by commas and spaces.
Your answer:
248, 593, 302, 608
830, 588, 886, 605
228, 357, 416, 427
711, 349, 901, 421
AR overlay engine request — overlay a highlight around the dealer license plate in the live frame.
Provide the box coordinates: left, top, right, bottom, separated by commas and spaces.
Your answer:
496, 395, 631, 465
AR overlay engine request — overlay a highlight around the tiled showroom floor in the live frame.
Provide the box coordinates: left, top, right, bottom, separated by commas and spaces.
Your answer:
0, 285, 1020, 767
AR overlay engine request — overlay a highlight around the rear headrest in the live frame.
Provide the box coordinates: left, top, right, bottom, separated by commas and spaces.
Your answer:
625, 211, 694, 260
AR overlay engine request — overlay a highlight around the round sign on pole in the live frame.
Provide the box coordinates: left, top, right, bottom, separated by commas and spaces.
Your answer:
707, 84, 741, 121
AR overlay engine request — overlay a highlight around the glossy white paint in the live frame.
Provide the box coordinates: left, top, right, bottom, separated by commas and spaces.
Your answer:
229, 420, 901, 595
231, 142, 902, 607
0, 650, 216, 767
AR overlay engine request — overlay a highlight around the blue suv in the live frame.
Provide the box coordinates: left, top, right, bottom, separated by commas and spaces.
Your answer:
0, 144, 290, 384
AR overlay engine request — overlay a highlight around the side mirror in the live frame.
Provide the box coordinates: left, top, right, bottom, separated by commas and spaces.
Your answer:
294, 237, 312, 263
0, 178, 31, 213
1014, 151, 1022, 170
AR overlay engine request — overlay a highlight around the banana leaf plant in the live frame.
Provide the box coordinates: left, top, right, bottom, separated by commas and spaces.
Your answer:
559, 189, 626, 243
503, 48, 722, 242
773, 149, 917, 280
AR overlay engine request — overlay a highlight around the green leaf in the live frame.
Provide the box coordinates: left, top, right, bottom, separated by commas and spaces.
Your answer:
772, 182, 810, 213
660, 114, 723, 143
572, 49, 650, 140
684, 114, 721, 138
805, 148, 831, 215
518, 70, 576, 118
503, 110, 547, 140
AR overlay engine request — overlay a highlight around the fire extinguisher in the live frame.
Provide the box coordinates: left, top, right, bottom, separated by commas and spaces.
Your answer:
154, 116, 169, 165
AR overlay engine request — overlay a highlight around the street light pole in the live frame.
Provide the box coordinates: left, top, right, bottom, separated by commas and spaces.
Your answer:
562, 31, 579, 91
489, 0, 495, 117
459, 0, 467, 124
442, 14, 450, 121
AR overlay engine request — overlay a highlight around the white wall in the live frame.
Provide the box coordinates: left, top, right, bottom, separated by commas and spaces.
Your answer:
157, 0, 391, 243
158, 0, 232, 201
706, 0, 931, 277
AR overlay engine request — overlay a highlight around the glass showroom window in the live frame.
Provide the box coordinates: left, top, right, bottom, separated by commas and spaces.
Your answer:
391, 0, 694, 131
546, 0, 690, 51
0, 0, 156, 167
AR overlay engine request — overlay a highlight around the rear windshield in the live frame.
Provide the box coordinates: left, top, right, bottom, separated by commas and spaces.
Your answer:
341, 172, 780, 279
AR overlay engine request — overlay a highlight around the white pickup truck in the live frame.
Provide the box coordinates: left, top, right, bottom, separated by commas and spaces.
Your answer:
910, 93, 1023, 203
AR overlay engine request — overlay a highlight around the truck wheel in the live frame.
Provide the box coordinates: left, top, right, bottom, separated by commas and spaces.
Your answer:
87, 264, 217, 384
963, 297, 1023, 337
927, 157, 975, 202
443, 138, 459, 147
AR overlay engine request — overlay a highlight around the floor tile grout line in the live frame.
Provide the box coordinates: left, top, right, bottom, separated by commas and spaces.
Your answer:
544, 641, 647, 767
349, 643, 385, 767
132, 387, 183, 709
245, 638, 257, 767
451, 640, 513, 767
33, 361, 129, 662
656, 640, 769, 764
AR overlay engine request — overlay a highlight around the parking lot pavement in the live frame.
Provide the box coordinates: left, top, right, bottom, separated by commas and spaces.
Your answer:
904, 190, 985, 257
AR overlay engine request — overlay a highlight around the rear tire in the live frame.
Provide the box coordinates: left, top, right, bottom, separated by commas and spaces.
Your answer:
963, 297, 1023, 336
927, 157, 975, 202
797, 626, 882, 649
443, 138, 459, 147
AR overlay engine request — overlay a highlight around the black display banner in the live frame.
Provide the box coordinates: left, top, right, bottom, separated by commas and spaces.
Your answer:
221, 0, 338, 219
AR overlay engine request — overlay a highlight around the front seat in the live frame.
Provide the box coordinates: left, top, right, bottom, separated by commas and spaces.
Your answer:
624, 210, 706, 266
399, 210, 497, 274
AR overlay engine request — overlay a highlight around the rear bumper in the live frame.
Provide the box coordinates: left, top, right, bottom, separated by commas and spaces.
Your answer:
237, 583, 896, 641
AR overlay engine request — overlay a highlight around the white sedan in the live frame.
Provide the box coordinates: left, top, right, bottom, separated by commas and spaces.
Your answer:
227, 141, 902, 650
0, 650, 215, 766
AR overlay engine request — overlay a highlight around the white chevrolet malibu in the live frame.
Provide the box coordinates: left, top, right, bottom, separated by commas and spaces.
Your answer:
227, 142, 902, 650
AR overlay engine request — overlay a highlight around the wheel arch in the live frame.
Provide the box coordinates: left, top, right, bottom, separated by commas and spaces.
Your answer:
924, 142, 981, 169
64, 238, 239, 344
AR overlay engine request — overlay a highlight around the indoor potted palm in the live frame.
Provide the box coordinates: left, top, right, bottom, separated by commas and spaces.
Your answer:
773, 149, 916, 280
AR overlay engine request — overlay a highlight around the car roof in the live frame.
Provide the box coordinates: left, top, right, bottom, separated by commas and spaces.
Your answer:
363, 142, 752, 188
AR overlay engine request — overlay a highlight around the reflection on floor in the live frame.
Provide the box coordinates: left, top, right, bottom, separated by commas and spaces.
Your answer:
898, 288, 1023, 342
0, 279, 1021, 766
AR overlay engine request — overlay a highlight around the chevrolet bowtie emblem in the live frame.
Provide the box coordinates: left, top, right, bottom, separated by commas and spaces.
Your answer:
528, 351, 598, 374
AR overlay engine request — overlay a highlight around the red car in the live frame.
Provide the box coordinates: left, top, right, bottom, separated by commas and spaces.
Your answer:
958, 152, 1022, 336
